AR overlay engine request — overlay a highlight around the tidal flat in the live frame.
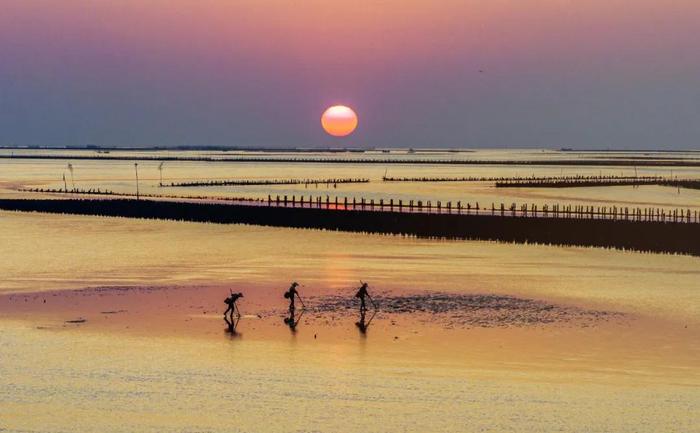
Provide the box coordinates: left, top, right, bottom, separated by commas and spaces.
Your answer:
1, 150, 699, 432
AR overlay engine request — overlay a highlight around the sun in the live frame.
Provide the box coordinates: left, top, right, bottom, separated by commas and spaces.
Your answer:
321, 105, 358, 137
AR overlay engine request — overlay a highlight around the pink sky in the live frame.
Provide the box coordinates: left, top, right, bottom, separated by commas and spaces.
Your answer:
1, 0, 698, 148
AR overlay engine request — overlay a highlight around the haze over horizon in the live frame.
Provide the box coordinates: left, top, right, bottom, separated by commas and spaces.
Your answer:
1, 0, 699, 150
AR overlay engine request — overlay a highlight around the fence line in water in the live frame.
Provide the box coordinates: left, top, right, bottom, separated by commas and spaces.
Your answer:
17, 187, 700, 224
1, 197, 698, 256
383, 175, 664, 183
164, 178, 369, 188
496, 177, 700, 189
262, 194, 699, 224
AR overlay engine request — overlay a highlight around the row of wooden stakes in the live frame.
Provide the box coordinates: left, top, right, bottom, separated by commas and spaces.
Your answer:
266, 195, 700, 223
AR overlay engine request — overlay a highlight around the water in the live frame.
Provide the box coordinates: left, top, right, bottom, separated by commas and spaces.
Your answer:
2, 211, 700, 320
2, 149, 700, 212
1, 149, 699, 432
1, 321, 698, 433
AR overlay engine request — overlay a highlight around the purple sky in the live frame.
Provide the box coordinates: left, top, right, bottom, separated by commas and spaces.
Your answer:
1, 0, 699, 149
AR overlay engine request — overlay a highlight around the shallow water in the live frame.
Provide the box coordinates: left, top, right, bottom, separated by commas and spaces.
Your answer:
2, 149, 700, 212
1, 150, 699, 432
1, 321, 698, 433
2, 211, 700, 322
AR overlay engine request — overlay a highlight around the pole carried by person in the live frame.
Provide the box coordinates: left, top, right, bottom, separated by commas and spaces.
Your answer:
355, 281, 376, 312
224, 290, 244, 319
284, 282, 305, 312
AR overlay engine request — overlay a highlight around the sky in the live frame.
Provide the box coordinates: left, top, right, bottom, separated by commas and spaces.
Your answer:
0, 0, 699, 149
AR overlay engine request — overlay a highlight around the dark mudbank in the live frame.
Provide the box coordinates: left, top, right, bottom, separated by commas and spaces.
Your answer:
0, 198, 698, 256
310, 292, 622, 328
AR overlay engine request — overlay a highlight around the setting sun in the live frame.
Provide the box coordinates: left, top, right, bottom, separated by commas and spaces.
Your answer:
321, 105, 358, 137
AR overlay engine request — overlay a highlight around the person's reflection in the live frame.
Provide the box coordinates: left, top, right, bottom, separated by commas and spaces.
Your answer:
224, 314, 241, 337
355, 308, 376, 335
283, 308, 304, 333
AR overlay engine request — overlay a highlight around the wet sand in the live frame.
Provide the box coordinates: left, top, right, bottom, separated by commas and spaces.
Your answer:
1, 282, 699, 432
1, 282, 697, 383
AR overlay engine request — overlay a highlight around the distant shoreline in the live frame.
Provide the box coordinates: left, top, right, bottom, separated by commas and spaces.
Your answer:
2, 144, 700, 152
3, 153, 700, 166
0, 145, 478, 153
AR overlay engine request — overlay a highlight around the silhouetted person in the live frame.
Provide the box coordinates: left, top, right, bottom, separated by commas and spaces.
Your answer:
284, 282, 305, 313
224, 291, 244, 319
355, 282, 375, 312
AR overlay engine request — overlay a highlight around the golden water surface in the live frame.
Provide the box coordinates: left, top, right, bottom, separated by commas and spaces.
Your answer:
1, 150, 698, 432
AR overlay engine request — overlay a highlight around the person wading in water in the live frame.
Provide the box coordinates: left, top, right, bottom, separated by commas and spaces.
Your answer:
355, 282, 375, 312
224, 291, 244, 319
354, 282, 377, 334
284, 282, 305, 313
